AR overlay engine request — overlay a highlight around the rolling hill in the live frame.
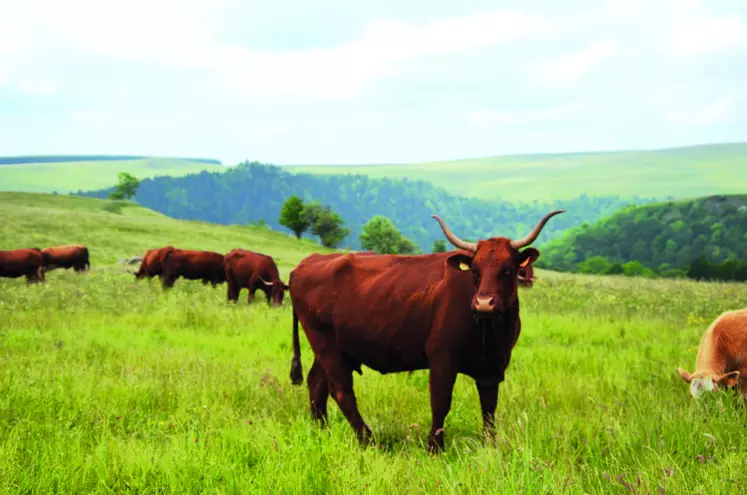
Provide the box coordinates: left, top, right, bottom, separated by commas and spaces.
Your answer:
536, 194, 747, 275
0, 156, 227, 195
284, 142, 747, 202
78, 161, 659, 252
0, 192, 332, 277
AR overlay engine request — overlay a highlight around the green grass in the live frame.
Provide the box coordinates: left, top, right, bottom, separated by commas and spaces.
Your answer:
285, 142, 747, 201
1, 193, 746, 493
0, 157, 226, 194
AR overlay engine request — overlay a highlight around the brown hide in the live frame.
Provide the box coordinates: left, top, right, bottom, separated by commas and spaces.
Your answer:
134, 246, 174, 280
224, 248, 288, 305
289, 210, 564, 453
42, 244, 90, 272
677, 308, 747, 405
161, 248, 225, 289
0, 248, 45, 283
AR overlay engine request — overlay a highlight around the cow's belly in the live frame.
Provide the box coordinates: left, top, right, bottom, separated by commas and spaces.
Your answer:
334, 321, 430, 374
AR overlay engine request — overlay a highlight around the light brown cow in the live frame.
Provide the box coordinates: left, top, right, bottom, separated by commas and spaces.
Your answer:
677, 308, 747, 406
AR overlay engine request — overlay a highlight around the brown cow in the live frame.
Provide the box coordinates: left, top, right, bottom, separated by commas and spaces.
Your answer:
161, 248, 225, 289
0, 248, 46, 284
677, 308, 747, 406
224, 248, 288, 305
134, 246, 174, 280
288, 210, 564, 453
42, 244, 90, 272
517, 256, 537, 288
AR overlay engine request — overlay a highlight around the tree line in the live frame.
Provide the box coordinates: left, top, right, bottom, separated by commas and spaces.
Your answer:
536, 194, 747, 282
77, 161, 661, 252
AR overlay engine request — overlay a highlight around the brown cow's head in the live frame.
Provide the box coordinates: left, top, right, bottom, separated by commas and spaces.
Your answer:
432, 210, 564, 315
260, 278, 290, 306
677, 368, 740, 399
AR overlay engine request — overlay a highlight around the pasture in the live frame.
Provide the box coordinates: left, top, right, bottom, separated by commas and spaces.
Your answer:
0, 157, 226, 195
1, 193, 746, 493
285, 142, 747, 202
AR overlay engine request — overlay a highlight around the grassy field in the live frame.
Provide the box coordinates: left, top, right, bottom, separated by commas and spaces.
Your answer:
286, 142, 747, 202
1, 193, 746, 493
0, 157, 226, 195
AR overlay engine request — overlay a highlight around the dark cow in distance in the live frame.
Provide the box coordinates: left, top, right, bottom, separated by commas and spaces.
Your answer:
0, 248, 46, 284
161, 248, 226, 289
134, 246, 174, 280
288, 210, 565, 453
42, 244, 90, 272
224, 249, 288, 305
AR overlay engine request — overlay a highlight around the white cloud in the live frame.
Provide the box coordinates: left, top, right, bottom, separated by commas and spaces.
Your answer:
668, 14, 747, 57
606, 0, 644, 18
16, 80, 60, 95
665, 97, 733, 126
470, 100, 587, 127
524, 41, 617, 87
70, 109, 110, 126
5, 2, 554, 101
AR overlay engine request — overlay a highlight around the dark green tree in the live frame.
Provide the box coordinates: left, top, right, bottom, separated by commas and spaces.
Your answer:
279, 195, 310, 239
109, 172, 139, 200
432, 240, 447, 253
360, 215, 418, 254
302, 202, 350, 248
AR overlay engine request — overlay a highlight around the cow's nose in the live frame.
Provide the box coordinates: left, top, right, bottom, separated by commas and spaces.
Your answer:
474, 296, 495, 312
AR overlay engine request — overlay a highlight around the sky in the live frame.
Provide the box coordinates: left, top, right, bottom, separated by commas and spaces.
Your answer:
1, 0, 746, 165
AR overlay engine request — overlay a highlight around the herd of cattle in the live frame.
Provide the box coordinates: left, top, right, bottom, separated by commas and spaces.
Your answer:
1, 210, 745, 453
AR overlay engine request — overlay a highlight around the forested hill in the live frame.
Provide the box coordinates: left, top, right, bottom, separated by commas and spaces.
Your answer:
537, 194, 747, 274
79, 161, 662, 251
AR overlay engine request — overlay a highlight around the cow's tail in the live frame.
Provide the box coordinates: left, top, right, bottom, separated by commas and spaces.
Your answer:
290, 306, 304, 385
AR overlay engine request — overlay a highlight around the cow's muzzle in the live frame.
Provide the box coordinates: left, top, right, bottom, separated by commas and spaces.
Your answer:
473, 295, 496, 313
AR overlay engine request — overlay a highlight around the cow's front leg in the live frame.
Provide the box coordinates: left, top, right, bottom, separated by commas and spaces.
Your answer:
427, 359, 457, 453
475, 378, 499, 439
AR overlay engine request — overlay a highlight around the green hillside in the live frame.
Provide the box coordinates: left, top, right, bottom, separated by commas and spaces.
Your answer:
1, 193, 746, 492
285, 142, 747, 201
537, 194, 747, 277
0, 157, 227, 195
0, 192, 330, 276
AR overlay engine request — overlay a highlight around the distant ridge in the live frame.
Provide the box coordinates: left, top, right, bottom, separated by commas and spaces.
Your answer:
0, 155, 223, 166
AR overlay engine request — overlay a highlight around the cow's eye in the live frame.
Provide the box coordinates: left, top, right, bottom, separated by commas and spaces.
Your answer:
502, 269, 512, 277
472, 270, 480, 283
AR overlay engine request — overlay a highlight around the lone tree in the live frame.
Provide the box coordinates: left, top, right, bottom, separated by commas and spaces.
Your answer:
279, 195, 310, 239
109, 172, 140, 200
302, 201, 349, 248
360, 215, 418, 254
432, 240, 447, 253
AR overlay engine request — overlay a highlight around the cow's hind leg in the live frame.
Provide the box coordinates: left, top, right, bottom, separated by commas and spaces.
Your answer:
307, 358, 329, 423
322, 353, 371, 443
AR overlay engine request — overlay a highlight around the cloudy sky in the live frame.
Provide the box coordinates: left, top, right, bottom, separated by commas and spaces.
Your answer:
1, 0, 745, 165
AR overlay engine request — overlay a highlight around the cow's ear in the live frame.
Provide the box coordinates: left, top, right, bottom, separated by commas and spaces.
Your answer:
446, 253, 473, 272
677, 368, 692, 383
518, 248, 540, 267
715, 370, 740, 388
282, 282, 289, 291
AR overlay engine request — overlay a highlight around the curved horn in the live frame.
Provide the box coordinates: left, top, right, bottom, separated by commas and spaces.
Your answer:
432, 215, 477, 253
260, 277, 274, 288
511, 210, 566, 249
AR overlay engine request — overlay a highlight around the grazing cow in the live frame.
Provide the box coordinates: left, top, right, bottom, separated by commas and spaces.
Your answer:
161, 248, 225, 289
288, 210, 565, 453
224, 248, 288, 305
677, 308, 747, 406
517, 256, 537, 288
0, 248, 46, 284
42, 244, 90, 272
134, 246, 174, 280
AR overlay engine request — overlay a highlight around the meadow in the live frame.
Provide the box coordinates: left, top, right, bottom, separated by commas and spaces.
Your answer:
285, 142, 747, 202
0, 157, 226, 195
1, 193, 746, 493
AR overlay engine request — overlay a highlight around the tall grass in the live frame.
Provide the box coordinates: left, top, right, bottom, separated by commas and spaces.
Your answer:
0, 193, 745, 493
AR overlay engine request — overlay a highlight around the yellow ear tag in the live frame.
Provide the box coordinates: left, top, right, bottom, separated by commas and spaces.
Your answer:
520, 257, 530, 268
459, 262, 470, 271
